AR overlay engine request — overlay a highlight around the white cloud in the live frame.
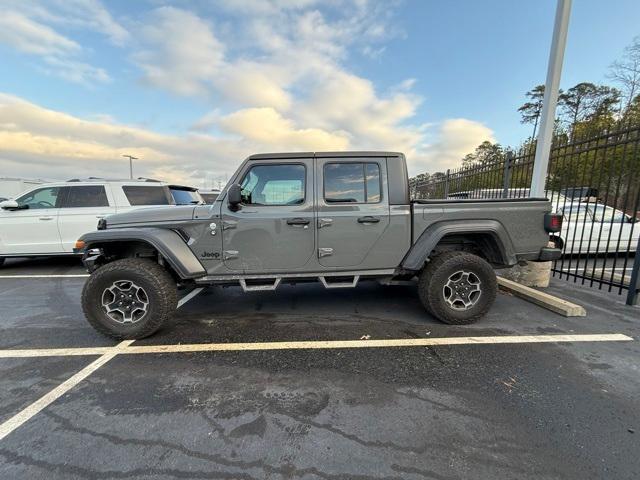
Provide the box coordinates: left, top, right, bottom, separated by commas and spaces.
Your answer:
0, 0, 126, 84
0, 94, 493, 186
133, 7, 224, 97
130, 3, 431, 164
0, 94, 242, 183
0, 2, 496, 184
40, 56, 111, 85
0, 10, 80, 56
60, 0, 129, 46
218, 107, 350, 150
3, 0, 129, 46
410, 119, 495, 174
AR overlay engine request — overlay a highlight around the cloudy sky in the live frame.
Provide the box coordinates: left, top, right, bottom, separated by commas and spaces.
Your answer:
0, 0, 638, 187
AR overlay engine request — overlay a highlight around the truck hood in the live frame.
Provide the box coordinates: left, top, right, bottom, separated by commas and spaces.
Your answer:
106, 205, 197, 227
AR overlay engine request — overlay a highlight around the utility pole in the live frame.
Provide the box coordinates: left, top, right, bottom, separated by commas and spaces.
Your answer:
122, 154, 138, 180
530, 0, 572, 197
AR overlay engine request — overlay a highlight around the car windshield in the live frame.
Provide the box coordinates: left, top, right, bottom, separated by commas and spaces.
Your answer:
200, 193, 219, 203
559, 204, 591, 221
589, 205, 626, 222
171, 188, 203, 205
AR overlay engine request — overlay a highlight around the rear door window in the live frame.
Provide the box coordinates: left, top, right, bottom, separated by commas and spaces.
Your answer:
61, 186, 109, 208
324, 162, 381, 203
122, 186, 173, 206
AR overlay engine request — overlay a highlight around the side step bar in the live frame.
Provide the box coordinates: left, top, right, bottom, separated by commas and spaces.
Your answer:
319, 276, 359, 289
239, 278, 282, 292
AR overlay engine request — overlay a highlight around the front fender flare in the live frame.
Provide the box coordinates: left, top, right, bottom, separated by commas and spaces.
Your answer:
402, 220, 517, 270
79, 228, 206, 279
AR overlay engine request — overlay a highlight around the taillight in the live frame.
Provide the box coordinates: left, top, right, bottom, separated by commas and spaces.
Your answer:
544, 213, 563, 232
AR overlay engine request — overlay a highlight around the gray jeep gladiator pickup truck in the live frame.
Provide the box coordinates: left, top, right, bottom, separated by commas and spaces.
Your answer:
76, 151, 562, 339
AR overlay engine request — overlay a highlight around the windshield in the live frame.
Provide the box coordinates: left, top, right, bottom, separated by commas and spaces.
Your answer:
200, 193, 219, 203
171, 188, 203, 205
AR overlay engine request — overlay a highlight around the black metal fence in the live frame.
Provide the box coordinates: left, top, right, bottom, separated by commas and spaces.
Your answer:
412, 124, 640, 305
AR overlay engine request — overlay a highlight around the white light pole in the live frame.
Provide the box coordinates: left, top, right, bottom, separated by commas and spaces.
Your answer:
122, 154, 138, 180
530, 0, 572, 198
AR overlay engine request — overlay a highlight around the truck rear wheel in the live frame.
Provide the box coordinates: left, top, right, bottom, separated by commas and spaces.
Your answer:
81, 258, 177, 339
418, 251, 497, 325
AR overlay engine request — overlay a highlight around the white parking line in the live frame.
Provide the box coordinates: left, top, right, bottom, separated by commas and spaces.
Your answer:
0, 340, 132, 441
177, 287, 205, 308
0, 334, 633, 359
0, 274, 89, 279
0, 333, 633, 442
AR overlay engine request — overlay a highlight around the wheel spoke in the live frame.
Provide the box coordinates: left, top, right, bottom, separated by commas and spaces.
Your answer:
442, 269, 483, 311
101, 280, 149, 324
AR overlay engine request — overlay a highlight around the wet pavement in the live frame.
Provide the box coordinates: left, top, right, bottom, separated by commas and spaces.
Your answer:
0, 257, 638, 479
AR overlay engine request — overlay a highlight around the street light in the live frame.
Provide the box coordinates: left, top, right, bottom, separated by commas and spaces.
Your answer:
530, 0, 572, 197
122, 154, 138, 180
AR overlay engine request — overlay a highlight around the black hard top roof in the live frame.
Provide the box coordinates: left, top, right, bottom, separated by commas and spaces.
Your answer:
247, 151, 404, 160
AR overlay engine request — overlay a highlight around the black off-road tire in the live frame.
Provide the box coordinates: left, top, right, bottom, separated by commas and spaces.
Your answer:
418, 251, 497, 325
81, 258, 177, 339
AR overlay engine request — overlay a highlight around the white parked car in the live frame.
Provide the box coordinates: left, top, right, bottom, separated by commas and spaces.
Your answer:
552, 202, 639, 254
198, 188, 221, 204
0, 179, 179, 266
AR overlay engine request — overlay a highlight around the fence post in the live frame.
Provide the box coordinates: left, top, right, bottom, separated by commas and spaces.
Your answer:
502, 153, 512, 198
626, 236, 640, 306
444, 169, 450, 198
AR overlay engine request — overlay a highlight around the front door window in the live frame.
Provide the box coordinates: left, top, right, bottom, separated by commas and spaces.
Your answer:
240, 164, 305, 206
16, 187, 61, 209
222, 161, 314, 272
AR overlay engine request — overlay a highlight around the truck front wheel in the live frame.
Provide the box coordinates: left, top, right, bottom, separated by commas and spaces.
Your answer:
81, 258, 177, 339
418, 251, 497, 325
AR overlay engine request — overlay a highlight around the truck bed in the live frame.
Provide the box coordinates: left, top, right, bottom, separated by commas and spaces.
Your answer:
411, 198, 552, 263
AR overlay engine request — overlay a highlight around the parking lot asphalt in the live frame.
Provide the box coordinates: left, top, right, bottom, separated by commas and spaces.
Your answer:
0, 257, 639, 479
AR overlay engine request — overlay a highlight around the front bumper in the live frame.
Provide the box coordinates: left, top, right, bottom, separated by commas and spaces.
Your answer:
79, 249, 103, 273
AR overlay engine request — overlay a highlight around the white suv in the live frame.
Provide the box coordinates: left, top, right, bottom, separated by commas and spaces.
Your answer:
0, 179, 178, 265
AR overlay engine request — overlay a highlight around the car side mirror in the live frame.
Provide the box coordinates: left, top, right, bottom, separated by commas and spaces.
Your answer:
0, 200, 20, 210
227, 184, 242, 211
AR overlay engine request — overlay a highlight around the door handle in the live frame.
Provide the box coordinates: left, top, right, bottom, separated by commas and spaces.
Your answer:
39, 216, 54, 221
357, 216, 380, 224
287, 218, 310, 226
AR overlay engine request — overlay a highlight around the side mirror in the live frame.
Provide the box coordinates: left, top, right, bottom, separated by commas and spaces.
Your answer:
227, 184, 242, 211
0, 200, 20, 210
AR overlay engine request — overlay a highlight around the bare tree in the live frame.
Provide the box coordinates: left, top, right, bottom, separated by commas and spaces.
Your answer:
608, 36, 640, 111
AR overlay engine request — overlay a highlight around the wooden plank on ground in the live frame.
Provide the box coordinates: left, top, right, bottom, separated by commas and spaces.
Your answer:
497, 277, 586, 317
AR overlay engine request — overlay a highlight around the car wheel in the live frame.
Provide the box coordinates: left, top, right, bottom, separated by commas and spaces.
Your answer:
418, 251, 497, 325
81, 258, 177, 339
0, 257, 4, 268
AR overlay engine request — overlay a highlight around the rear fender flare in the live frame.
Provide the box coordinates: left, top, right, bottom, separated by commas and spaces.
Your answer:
402, 220, 516, 270
80, 228, 206, 279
